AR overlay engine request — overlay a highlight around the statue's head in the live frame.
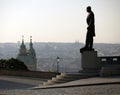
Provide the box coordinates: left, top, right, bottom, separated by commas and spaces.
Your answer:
86, 6, 91, 13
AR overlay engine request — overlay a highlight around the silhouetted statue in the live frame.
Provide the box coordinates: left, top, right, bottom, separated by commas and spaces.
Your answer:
80, 6, 95, 53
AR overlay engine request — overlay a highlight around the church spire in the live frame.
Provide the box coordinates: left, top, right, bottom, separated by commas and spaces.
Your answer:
30, 36, 33, 46
22, 35, 24, 44
30, 36, 32, 42
18, 35, 27, 56
29, 36, 36, 59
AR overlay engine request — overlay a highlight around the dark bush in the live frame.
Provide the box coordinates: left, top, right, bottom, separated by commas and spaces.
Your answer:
0, 58, 28, 71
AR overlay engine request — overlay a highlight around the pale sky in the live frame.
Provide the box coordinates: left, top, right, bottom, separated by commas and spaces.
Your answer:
0, 0, 120, 43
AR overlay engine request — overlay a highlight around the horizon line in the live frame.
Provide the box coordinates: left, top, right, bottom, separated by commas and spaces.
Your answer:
0, 42, 120, 44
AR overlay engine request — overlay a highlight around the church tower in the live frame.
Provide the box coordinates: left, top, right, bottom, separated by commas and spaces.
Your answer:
29, 36, 36, 62
17, 36, 36, 71
28, 36, 37, 70
18, 36, 27, 56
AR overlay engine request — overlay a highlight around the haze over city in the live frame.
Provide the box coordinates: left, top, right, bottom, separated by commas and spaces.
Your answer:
0, 0, 120, 43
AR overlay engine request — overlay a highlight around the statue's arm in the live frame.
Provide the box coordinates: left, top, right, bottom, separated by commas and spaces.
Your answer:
87, 20, 92, 29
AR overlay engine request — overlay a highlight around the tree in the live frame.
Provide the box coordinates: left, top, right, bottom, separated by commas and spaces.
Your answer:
0, 58, 28, 71
0, 59, 7, 69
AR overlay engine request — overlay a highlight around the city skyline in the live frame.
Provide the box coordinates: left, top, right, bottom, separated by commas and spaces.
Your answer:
0, 0, 120, 43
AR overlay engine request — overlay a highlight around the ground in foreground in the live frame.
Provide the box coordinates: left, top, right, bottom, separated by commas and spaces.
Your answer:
0, 84, 120, 95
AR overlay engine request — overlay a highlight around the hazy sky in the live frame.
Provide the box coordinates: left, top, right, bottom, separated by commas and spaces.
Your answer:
0, 0, 120, 43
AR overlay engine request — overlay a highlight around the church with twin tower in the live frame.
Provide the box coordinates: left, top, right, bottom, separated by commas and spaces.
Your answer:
17, 36, 37, 71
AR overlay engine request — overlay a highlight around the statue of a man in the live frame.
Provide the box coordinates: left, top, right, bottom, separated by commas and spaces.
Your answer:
80, 6, 95, 53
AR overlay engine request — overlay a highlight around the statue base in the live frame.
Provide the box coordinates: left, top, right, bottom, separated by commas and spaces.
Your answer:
80, 50, 100, 73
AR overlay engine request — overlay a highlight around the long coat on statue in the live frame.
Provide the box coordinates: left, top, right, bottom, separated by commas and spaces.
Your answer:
86, 11, 95, 37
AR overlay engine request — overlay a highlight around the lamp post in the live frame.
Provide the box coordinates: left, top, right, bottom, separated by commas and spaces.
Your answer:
56, 56, 60, 73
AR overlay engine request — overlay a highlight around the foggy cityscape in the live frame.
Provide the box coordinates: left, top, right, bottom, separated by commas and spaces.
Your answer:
0, 42, 120, 72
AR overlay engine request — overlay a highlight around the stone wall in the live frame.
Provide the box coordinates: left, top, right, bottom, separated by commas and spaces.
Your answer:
0, 70, 59, 79
99, 56, 120, 76
99, 65, 120, 77
81, 51, 120, 77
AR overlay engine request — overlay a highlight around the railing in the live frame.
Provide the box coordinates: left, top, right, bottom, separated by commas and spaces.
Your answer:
99, 56, 120, 64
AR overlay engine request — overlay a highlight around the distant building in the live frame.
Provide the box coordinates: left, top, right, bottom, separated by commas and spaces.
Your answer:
17, 36, 37, 71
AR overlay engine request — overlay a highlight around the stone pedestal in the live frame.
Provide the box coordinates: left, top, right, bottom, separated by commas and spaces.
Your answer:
81, 51, 99, 73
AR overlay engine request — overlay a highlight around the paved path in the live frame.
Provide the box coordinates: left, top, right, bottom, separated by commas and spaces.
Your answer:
0, 84, 120, 95
0, 76, 46, 91
0, 76, 120, 95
